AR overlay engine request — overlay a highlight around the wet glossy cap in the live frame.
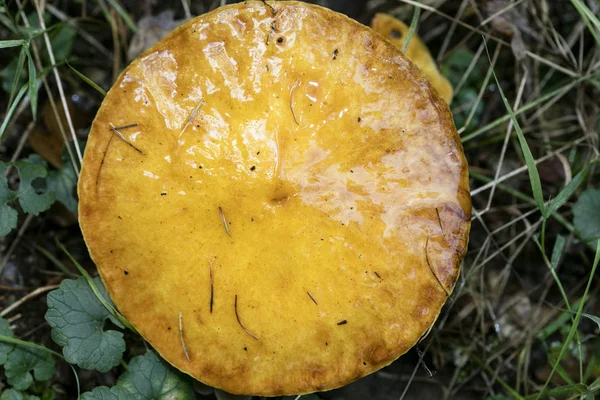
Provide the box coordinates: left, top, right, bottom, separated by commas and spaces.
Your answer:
79, 1, 471, 396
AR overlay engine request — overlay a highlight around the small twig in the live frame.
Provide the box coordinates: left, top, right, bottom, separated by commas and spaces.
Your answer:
178, 99, 204, 139
307, 291, 318, 305
178, 312, 191, 361
290, 80, 300, 125
109, 123, 145, 155
209, 260, 214, 313
218, 207, 231, 237
435, 207, 444, 235
425, 236, 449, 297
337, 320, 348, 325
234, 295, 258, 340
261, 0, 276, 15
0, 284, 60, 317
113, 123, 138, 131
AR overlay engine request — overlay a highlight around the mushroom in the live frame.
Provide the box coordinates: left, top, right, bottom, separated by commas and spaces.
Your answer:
371, 13, 454, 104
78, 1, 471, 396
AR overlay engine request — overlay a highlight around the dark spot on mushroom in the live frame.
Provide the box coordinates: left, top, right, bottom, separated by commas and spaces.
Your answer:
325, 342, 328, 346
363, 362, 367, 366
244, 347, 247, 351
124, 270, 129, 275
332, 48, 339, 60
168, 327, 171, 330
199, 165, 203, 169
117, 216, 122, 219
337, 320, 347, 325
161, 192, 167, 196
391, 30, 402, 39
277, 37, 284, 44
250, 166, 256, 171
251, 217, 254, 222
256, 151, 260, 155
357, 117, 361, 122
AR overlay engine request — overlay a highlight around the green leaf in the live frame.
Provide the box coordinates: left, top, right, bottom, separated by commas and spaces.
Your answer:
0, 316, 14, 363
582, 313, 600, 329
0, 317, 55, 391
45, 277, 126, 372
80, 352, 194, 400
46, 159, 77, 212
117, 351, 194, 399
80, 387, 129, 400
13, 155, 55, 215
0, 389, 40, 400
0, 203, 18, 236
5, 346, 56, 391
572, 189, 600, 241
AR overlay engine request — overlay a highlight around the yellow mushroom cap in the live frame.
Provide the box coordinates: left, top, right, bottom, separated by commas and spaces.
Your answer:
79, 1, 471, 396
371, 12, 454, 104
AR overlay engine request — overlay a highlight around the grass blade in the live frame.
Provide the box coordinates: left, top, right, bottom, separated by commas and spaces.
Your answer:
402, 6, 421, 53
66, 61, 107, 96
535, 239, 600, 399
25, 47, 38, 119
461, 75, 593, 143
570, 0, 600, 47
525, 383, 587, 399
0, 39, 24, 48
105, 0, 137, 31
0, 84, 27, 140
0, 335, 63, 359
7, 45, 26, 111
546, 163, 593, 217
484, 39, 546, 215
550, 235, 566, 270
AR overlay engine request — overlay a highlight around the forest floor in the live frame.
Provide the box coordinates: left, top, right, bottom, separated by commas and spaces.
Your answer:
0, 0, 599, 399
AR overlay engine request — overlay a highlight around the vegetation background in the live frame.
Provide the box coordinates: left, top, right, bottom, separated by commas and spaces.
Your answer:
0, 0, 598, 399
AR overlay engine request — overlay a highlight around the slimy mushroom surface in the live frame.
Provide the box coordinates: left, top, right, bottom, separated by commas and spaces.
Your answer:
79, 1, 471, 396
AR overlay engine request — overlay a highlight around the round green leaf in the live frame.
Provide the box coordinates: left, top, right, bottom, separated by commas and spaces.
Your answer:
45, 277, 125, 372
573, 188, 600, 241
